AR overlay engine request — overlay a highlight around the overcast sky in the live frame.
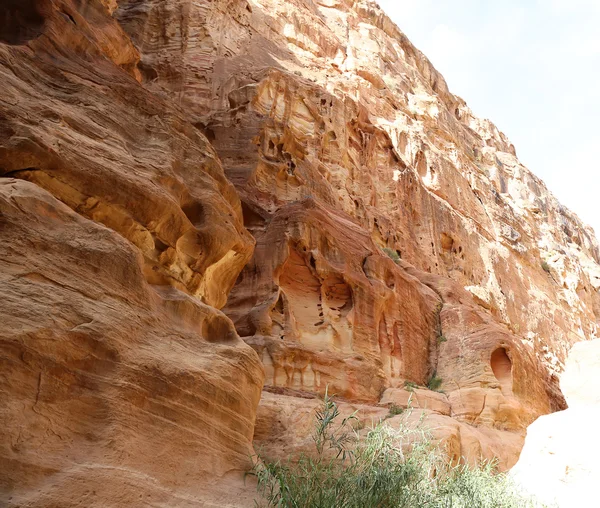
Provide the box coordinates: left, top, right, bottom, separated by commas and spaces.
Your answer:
379, 0, 599, 239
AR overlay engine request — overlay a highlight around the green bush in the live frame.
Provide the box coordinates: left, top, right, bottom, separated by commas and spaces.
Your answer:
387, 403, 405, 417
427, 373, 443, 392
382, 247, 401, 264
541, 261, 551, 273
437, 334, 447, 345
252, 391, 541, 507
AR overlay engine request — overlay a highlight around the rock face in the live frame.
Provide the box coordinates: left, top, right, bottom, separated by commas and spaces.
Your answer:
0, 1, 263, 506
0, 0, 599, 506
115, 0, 598, 467
511, 339, 600, 508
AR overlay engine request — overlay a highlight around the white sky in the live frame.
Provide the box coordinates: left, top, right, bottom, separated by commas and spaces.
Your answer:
379, 0, 600, 239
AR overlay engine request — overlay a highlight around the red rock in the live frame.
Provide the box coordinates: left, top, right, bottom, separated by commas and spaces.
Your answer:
0, 1, 262, 505
0, 179, 263, 506
1, 0, 599, 504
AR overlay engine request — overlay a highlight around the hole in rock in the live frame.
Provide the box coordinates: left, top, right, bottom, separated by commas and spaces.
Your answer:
286, 160, 296, 175
1, 167, 37, 178
322, 274, 352, 317
241, 201, 265, 229
440, 233, 454, 251
491, 347, 512, 387
181, 201, 205, 228
0, 0, 49, 45
153, 236, 169, 252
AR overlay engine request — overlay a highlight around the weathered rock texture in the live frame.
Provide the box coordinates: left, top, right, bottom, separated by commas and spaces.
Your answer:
114, 0, 599, 467
511, 339, 600, 508
1, 1, 263, 506
1, 0, 599, 505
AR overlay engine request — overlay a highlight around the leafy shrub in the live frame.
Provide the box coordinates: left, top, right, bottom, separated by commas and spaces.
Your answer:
427, 372, 443, 392
252, 391, 541, 507
541, 261, 551, 273
437, 334, 447, 345
387, 403, 405, 417
382, 247, 401, 264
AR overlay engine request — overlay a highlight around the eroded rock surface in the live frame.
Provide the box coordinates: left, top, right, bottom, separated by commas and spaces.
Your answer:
0, 180, 263, 507
113, 0, 599, 469
1, 0, 599, 505
0, 1, 262, 506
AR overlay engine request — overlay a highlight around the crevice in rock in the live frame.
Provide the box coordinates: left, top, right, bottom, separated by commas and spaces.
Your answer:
202, 313, 237, 344
60, 10, 76, 25
1, 167, 38, 178
427, 300, 445, 384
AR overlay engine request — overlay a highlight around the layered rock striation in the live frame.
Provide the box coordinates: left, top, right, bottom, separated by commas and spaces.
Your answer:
1, 1, 262, 506
115, 0, 599, 466
1, 0, 599, 505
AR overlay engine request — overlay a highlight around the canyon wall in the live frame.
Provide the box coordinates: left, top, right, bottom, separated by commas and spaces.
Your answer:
0, 1, 263, 506
115, 0, 600, 463
1, 0, 599, 506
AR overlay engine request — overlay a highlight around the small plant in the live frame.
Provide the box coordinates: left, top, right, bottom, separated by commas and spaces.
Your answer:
541, 261, 551, 273
313, 387, 357, 460
404, 381, 418, 392
382, 247, 401, 264
252, 391, 542, 507
437, 334, 447, 345
427, 372, 443, 392
387, 403, 405, 417
352, 419, 366, 431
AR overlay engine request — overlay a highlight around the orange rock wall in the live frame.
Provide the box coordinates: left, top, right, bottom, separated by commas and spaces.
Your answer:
1, 1, 263, 506
115, 0, 599, 467
1, 0, 599, 505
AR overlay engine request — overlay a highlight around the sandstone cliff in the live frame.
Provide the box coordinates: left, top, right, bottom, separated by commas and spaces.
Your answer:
1, 1, 263, 505
1, 0, 599, 506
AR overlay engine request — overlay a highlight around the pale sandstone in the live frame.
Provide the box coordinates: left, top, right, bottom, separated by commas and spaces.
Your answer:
560, 338, 600, 407
511, 339, 600, 508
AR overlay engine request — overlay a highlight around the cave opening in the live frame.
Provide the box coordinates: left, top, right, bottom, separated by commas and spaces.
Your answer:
491, 347, 512, 388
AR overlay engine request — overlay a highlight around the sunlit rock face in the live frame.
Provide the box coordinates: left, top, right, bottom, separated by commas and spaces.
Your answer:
115, 0, 599, 470
511, 339, 600, 508
0, 1, 263, 506
1, 0, 599, 505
